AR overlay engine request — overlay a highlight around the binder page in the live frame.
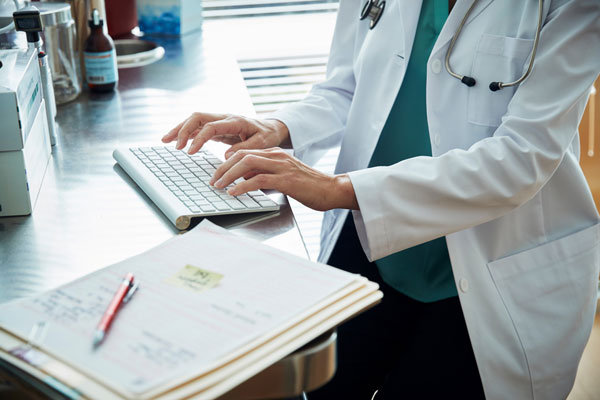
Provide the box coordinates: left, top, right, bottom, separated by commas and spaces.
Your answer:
0, 221, 357, 396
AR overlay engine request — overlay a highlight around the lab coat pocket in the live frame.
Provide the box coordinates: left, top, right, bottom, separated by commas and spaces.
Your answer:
487, 223, 600, 397
468, 34, 534, 127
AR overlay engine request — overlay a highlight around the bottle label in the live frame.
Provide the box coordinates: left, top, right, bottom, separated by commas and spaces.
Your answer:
84, 50, 118, 85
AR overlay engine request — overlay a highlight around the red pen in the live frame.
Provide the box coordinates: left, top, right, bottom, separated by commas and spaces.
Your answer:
93, 272, 138, 348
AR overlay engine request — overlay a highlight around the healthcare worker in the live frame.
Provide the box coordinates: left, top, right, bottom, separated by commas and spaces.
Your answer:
163, 0, 600, 398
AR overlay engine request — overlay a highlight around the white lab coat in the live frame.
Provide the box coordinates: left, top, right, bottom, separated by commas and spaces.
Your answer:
272, 0, 600, 398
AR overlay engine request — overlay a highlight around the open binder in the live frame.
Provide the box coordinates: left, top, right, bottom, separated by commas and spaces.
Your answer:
0, 221, 382, 399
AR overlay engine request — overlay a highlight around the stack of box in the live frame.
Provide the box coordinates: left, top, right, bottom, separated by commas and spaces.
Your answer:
0, 48, 51, 216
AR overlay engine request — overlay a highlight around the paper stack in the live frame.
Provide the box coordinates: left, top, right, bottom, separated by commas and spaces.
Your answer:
0, 221, 382, 399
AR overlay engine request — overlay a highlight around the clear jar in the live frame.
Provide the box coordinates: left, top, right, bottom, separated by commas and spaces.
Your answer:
38, 2, 81, 104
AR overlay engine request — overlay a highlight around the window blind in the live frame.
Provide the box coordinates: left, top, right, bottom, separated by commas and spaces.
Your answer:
203, 0, 339, 19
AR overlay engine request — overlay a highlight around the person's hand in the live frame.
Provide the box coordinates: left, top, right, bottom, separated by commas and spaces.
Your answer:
161, 113, 291, 158
209, 148, 359, 211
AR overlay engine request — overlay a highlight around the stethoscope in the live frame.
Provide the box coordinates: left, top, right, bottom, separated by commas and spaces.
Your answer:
360, 0, 385, 29
361, 0, 544, 92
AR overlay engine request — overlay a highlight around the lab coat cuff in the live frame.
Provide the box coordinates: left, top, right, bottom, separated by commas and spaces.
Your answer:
348, 169, 391, 262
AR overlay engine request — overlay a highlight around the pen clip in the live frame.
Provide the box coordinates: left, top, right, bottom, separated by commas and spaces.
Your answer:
123, 281, 139, 304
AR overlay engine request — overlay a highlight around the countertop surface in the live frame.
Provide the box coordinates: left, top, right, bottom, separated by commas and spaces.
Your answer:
0, 31, 308, 304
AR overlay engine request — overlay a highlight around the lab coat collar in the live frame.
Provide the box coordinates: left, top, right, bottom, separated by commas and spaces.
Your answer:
431, 0, 495, 56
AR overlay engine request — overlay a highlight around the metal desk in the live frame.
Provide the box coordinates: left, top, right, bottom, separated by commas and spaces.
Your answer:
0, 31, 334, 399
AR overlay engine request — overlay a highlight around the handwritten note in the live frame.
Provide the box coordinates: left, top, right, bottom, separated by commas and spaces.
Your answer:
165, 265, 223, 294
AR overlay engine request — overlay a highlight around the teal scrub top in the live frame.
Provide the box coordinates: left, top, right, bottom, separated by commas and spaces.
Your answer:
368, 0, 457, 303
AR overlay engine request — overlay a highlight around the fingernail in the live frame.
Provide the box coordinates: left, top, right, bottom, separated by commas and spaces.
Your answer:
214, 179, 223, 188
228, 187, 237, 196
225, 151, 233, 159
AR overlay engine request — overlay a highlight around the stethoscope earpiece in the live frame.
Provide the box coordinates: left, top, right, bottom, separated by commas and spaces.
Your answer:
361, 0, 386, 29
461, 76, 476, 87
489, 82, 502, 92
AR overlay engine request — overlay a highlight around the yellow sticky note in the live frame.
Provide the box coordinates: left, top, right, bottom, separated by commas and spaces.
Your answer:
166, 265, 223, 294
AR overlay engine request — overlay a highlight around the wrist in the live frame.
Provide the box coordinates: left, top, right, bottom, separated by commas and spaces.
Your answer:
265, 119, 291, 148
332, 174, 359, 210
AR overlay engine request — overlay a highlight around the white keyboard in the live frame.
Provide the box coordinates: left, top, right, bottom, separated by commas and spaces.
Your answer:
113, 146, 280, 230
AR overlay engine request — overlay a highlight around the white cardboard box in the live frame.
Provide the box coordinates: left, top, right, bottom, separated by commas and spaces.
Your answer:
0, 49, 51, 217
0, 49, 43, 152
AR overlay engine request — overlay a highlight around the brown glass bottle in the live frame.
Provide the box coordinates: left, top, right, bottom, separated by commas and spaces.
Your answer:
83, 9, 118, 92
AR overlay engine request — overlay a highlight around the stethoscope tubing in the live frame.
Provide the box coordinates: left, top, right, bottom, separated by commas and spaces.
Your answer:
361, 0, 544, 92
445, 0, 544, 91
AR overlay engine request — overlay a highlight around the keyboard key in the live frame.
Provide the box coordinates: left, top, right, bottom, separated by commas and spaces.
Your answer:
200, 204, 216, 212
258, 199, 275, 207
239, 198, 261, 208
226, 199, 245, 210
212, 188, 228, 195
184, 189, 199, 196
212, 201, 230, 211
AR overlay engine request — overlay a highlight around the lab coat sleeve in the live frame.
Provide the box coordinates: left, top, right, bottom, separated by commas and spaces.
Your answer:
269, 0, 359, 166
349, 0, 600, 261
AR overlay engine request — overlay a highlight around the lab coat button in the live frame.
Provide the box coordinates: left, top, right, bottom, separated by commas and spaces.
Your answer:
431, 59, 442, 74
434, 134, 441, 146
459, 278, 469, 293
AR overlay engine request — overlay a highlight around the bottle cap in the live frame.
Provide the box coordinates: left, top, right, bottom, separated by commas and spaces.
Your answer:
88, 8, 103, 28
